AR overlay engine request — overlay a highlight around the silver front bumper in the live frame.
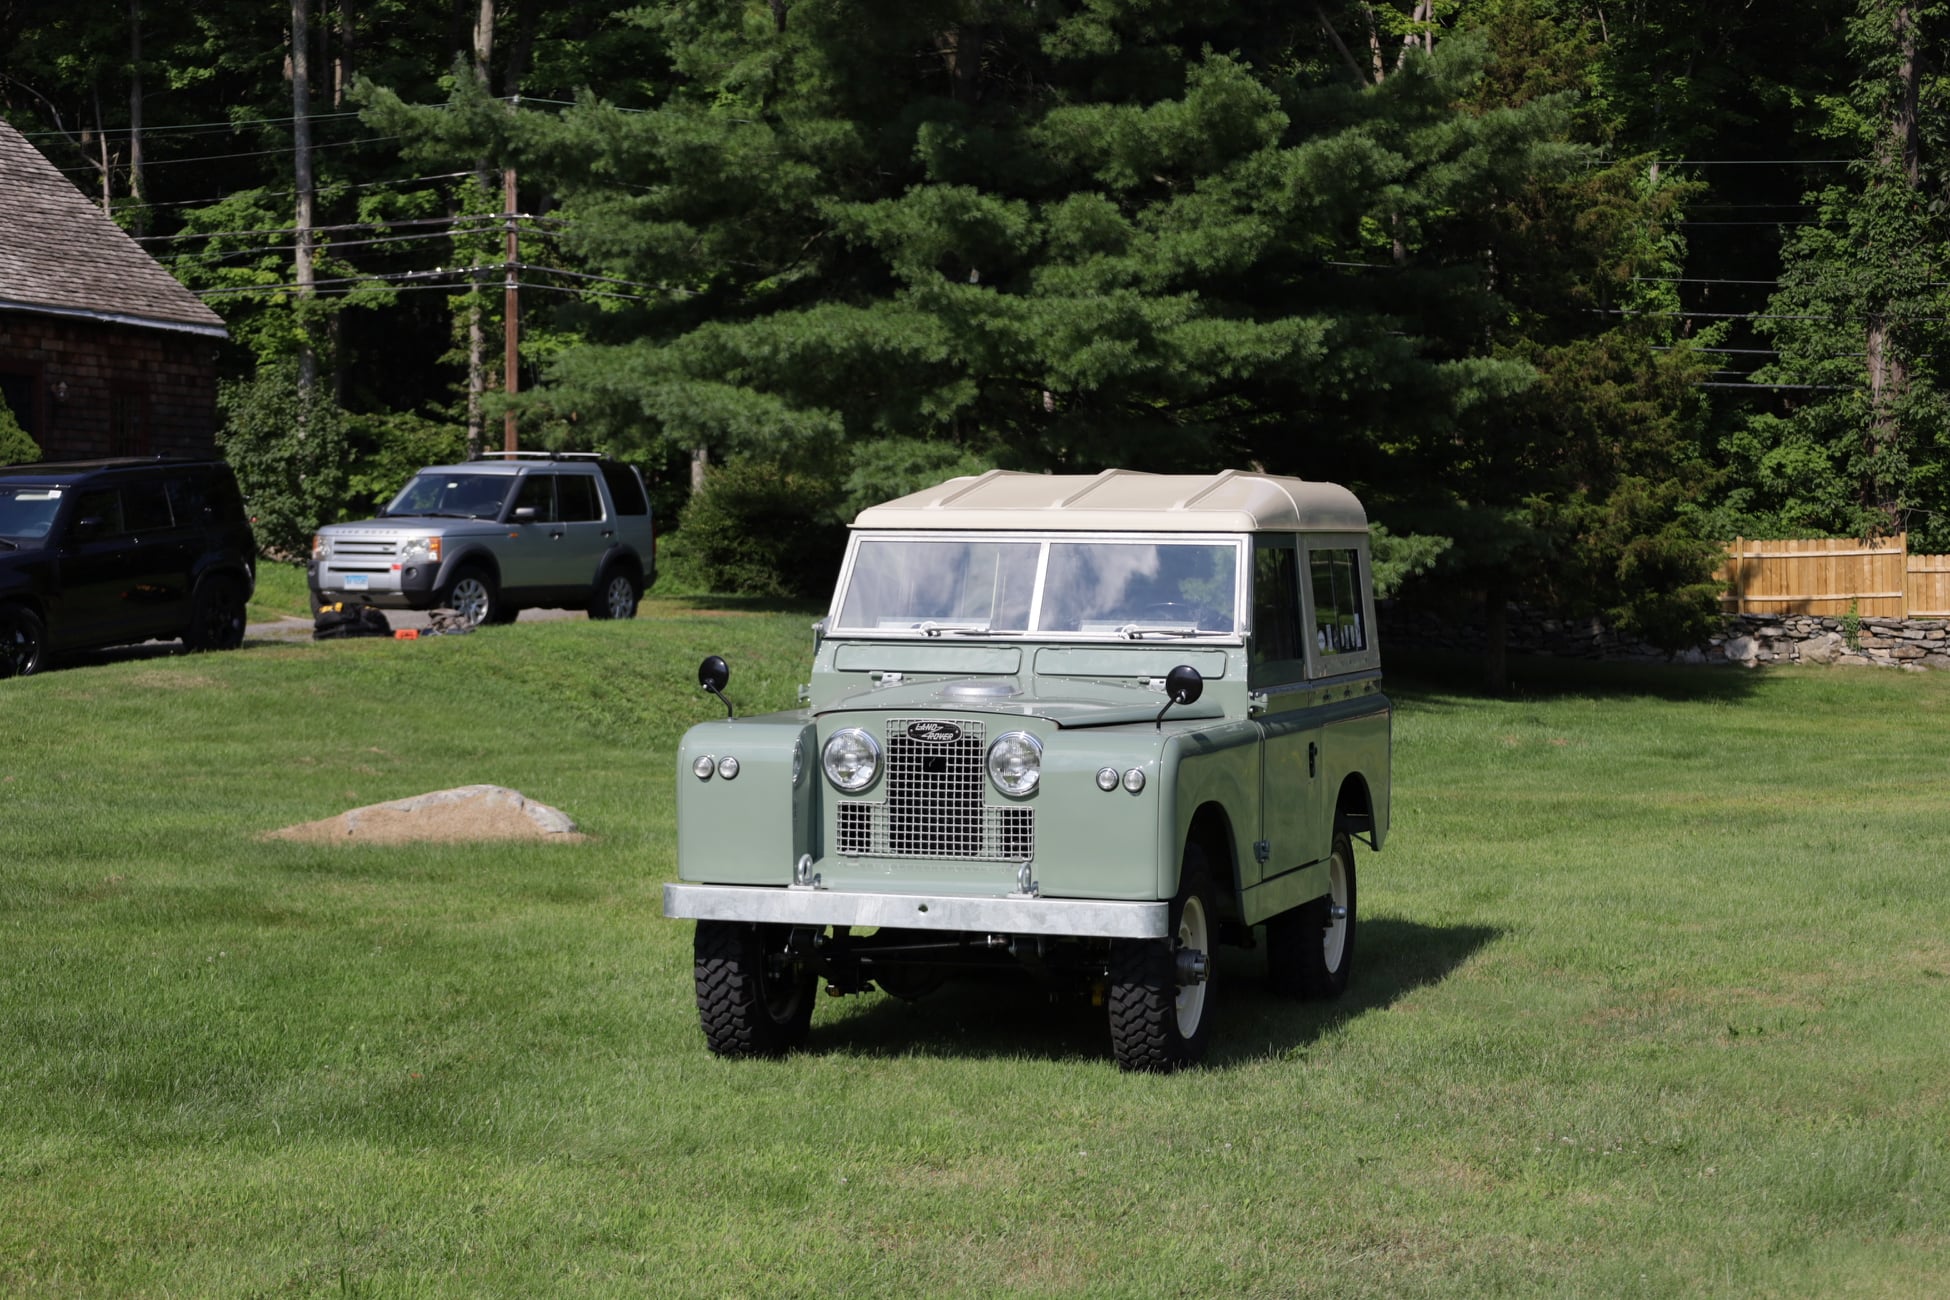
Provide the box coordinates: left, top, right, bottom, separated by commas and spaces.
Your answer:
664, 883, 1169, 940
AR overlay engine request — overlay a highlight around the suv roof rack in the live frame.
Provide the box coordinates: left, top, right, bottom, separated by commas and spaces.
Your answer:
468, 450, 604, 462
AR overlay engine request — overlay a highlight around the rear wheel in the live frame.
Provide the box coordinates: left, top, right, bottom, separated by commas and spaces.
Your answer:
439, 565, 501, 628
1266, 831, 1358, 1000
1108, 846, 1218, 1072
587, 565, 640, 620
0, 605, 46, 678
184, 575, 246, 652
694, 921, 817, 1057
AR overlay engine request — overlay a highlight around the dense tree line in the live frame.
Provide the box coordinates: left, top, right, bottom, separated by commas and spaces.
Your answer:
4, 1, 1946, 678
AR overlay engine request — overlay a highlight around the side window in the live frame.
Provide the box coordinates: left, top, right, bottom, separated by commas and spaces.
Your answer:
168, 476, 209, 523
599, 462, 649, 516
511, 473, 558, 523
70, 488, 126, 537
1309, 547, 1367, 657
1251, 535, 1304, 686
559, 474, 602, 522
122, 480, 174, 532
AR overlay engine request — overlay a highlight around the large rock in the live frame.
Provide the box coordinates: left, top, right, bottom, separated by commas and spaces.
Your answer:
1723, 635, 1758, 665
266, 785, 583, 844
1798, 632, 1844, 665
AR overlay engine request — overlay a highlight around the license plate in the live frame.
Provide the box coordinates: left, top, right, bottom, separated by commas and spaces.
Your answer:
344, 573, 370, 590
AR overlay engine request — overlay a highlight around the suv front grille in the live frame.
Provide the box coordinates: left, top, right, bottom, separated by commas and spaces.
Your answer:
835, 717, 1034, 862
331, 539, 399, 559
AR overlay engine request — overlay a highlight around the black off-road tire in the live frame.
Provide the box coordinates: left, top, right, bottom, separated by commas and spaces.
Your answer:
1266, 830, 1358, 1000
0, 605, 47, 679
586, 565, 641, 620
1108, 848, 1218, 1072
184, 575, 247, 652
694, 920, 817, 1057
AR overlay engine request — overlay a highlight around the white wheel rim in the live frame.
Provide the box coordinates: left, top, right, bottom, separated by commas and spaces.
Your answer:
1323, 851, 1349, 972
1175, 893, 1209, 1038
451, 578, 490, 625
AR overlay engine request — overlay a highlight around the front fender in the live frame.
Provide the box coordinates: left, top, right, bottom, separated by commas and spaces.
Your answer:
676, 710, 818, 884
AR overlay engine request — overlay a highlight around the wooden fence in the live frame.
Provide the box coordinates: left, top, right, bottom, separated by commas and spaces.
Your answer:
1720, 534, 1950, 618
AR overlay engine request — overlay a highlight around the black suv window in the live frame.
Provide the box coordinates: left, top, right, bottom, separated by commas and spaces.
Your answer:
123, 480, 174, 532
559, 474, 602, 523
0, 485, 64, 542
599, 462, 648, 516
70, 488, 127, 537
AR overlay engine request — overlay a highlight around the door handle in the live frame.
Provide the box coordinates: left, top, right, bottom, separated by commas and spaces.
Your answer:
549, 530, 564, 540
602, 529, 614, 539
1308, 741, 1318, 778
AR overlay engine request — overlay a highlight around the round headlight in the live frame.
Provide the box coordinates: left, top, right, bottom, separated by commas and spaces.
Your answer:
791, 738, 805, 787
692, 755, 716, 781
987, 731, 1043, 797
822, 728, 880, 792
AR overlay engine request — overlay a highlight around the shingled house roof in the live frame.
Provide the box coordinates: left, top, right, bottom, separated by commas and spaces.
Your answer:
0, 117, 227, 338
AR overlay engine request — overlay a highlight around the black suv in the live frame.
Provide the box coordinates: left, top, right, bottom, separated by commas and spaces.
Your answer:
0, 458, 258, 678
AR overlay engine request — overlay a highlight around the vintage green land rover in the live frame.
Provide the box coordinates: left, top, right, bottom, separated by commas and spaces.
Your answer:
664, 469, 1390, 1070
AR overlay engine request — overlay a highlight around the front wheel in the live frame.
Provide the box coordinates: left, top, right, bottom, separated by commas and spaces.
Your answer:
1108, 848, 1218, 1072
0, 605, 47, 678
1266, 831, 1358, 1000
439, 565, 501, 628
587, 566, 640, 620
184, 575, 246, 652
694, 921, 817, 1057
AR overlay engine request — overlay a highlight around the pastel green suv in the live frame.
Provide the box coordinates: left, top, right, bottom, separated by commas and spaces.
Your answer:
665, 470, 1391, 1070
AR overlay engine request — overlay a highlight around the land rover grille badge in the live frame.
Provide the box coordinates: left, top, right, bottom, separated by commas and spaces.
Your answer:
905, 721, 964, 744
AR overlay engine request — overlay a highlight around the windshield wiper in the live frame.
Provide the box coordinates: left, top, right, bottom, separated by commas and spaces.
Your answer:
916, 620, 992, 637
1115, 622, 1201, 640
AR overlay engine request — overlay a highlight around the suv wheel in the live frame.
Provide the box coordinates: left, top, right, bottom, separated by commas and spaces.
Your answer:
1266, 831, 1358, 1000
0, 605, 47, 678
1108, 846, 1218, 1072
184, 575, 247, 652
588, 566, 641, 620
440, 566, 501, 628
694, 921, 816, 1057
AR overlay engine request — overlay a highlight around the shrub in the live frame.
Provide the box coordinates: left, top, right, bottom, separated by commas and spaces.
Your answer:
216, 360, 349, 558
0, 393, 40, 465
662, 458, 846, 599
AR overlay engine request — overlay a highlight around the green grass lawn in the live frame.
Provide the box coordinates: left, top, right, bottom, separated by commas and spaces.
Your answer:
2, 609, 1945, 1296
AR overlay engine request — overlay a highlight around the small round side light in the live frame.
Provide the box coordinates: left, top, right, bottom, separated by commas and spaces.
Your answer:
1096, 767, 1120, 792
1122, 767, 1146, 794
717, 756, 740, 780
692, 755, 716, 781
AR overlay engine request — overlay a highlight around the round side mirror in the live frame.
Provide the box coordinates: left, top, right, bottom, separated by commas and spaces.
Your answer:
698, 655, 731, 694
1165, 663, 1204, 706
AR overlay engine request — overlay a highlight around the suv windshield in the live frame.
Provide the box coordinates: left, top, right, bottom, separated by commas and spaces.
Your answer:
0, 485, 65, 547
386, 472, 512, 519
836, 536, 1241, 637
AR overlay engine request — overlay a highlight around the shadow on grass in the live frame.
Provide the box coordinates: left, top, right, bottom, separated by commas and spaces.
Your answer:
1387, 647, 1767, 707
800, 917, 1501, 1070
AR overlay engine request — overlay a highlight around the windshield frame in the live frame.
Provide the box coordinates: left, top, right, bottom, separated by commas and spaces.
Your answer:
383, 470, 518, 521
827, 529, 1249, 642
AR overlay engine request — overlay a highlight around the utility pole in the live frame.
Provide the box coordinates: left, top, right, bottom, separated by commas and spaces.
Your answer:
503, 165, 518, 453
292, 0, 316, 401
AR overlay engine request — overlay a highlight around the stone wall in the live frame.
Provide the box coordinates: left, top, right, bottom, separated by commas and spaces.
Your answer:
0, 312, 220, 460
1379, 604, 1950, 671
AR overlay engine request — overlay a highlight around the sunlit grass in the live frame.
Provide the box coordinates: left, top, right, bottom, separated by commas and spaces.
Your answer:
1, 625, 1945, 1295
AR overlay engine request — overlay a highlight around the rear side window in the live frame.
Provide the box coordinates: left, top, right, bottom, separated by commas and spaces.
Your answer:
559, 474, 602, 522
600, 462, 649, 516
122, 480, 173, 531
1251, 535, 1304, 686
172, 468, 247, 525
1310, 547, 1367, 656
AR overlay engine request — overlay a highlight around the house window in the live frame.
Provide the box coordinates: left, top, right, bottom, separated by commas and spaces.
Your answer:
109, 387, 149, 456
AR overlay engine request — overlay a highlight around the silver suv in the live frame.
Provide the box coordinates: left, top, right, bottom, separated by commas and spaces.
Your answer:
309, 452, 655, 626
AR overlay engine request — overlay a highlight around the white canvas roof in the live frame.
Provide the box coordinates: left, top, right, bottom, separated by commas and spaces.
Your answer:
851, 469, 1368, 533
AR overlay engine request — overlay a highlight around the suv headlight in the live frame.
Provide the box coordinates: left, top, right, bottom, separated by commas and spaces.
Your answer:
822, 728, 881, 792
312, 533, 332, 560
987, 731, 1043, 796
400, 536, 442, 563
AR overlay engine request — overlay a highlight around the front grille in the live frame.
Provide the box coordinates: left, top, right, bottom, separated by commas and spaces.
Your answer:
834, 717, 1034, 862
331, 539, 399, 559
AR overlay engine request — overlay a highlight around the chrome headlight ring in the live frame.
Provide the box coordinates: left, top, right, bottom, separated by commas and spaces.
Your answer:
986, 730, 1043, 797
822, 727, 881, 793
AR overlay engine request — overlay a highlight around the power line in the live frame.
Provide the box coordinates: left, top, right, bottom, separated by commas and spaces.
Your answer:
52, 133, 403, 175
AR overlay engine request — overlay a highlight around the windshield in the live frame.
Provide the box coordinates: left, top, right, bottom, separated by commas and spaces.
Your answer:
385, 472, 512, 520
0, 485, 65, 546
835, 535, 1241, 638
